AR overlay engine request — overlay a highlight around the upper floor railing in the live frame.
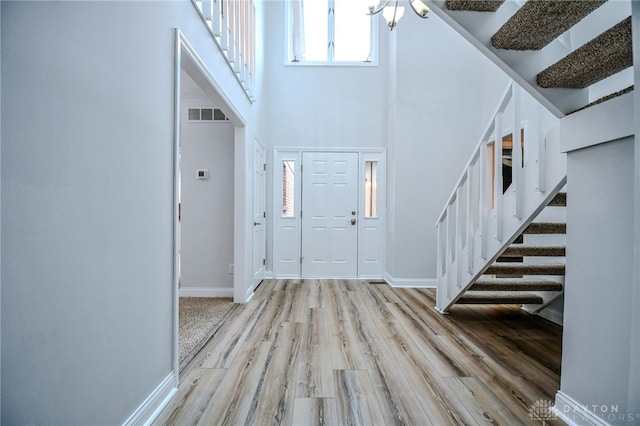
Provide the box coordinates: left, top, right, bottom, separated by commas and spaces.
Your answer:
435, 81, 567, 313
192, 0, 256, 102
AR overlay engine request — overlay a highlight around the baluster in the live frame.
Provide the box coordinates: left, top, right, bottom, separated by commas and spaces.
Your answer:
455, 188, 463, 288
494, 111, 503, 242
445, 204, 453, 298
466, 167, 474, 273
513, 86, 523, 219
220, 0, 229, 51
211, 0, 222, 37
537, 104, 547, 193
201, 0, 213, 27
479, 141, 487, 259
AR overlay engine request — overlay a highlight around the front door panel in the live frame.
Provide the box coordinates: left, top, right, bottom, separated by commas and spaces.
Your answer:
301, 152, 358, 277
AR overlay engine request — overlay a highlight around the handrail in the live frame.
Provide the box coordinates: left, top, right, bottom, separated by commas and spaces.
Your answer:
435, 82, 514, 226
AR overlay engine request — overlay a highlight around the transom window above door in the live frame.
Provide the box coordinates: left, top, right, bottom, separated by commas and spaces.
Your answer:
286, 0, 378, 65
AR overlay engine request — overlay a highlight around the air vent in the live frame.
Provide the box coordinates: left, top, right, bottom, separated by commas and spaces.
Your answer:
187, 108, 229, 121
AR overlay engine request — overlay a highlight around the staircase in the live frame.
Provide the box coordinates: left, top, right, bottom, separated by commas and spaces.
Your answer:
434, 0, 632, 315
428, 0, 633, 116
458, 192, 566, 309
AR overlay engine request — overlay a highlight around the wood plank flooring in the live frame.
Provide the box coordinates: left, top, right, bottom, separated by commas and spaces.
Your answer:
155, 279, 564, 425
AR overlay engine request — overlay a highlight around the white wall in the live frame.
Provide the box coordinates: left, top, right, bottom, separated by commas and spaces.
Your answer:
261, 0, 389, 274
261, 1, 510, 283
385, 12, 510, 283
261, 1, 388, 150
180, 114, 234, 295
558, 136, 637, 424
0, 1, 257, 423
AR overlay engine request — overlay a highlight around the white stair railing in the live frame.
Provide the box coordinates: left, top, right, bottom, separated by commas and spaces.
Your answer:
435, 81, 567, 313
192, 0, 257, 102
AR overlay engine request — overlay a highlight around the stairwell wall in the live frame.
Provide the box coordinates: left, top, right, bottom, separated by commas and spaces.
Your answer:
386, 13, 511, 284
630, 0, 640, 414
558, 136, 637, 424
260, 1, 511, 284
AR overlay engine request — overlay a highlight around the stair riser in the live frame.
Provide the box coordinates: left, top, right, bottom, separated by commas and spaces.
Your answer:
548, 192, 567, 207
485, 266, 565, 275
502, 247, 566, 257
470, 284, 563, 292
458, 297, 543, 305
524, 224, 566, 234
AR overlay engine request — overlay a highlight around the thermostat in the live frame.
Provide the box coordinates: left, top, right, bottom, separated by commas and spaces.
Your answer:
197, 169, 209, 180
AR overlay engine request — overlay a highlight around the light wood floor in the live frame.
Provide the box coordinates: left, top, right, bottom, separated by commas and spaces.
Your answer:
155, 279, 564, 425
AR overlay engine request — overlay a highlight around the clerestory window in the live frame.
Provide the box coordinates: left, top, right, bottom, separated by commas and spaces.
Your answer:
287, 0, 378, 65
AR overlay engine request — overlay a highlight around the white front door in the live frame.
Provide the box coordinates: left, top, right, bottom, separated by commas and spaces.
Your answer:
301, 152, 359, 277
252, 141, 266, 287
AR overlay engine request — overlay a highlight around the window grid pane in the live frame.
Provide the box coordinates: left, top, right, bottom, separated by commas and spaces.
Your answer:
282, 161, 296, 217
334, 0, 372, 61
365, 161, 377, 217
302, 0, 329, 61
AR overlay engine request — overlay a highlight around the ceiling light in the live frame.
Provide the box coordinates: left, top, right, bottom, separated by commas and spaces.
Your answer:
369, 0, 429, 30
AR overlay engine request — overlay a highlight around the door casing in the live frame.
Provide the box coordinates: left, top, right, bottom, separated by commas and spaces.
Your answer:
272, 147, 386, 279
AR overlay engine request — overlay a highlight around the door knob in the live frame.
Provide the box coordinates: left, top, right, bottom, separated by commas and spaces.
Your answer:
351, 218, 356, 225
254, 221, 261, 226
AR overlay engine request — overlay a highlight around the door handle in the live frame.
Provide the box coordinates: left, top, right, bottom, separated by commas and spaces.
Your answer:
351, 218, 356, 225
254, 221, 261, 226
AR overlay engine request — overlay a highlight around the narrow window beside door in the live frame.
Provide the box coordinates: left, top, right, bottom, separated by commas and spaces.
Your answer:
365, 160, 377, 218
282, 160, 296, 217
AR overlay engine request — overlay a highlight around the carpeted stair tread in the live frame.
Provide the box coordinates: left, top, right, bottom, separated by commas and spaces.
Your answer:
485, 262, 565, 275
569, 86, 634, 114
445, 0, 504, 12
470, 277, 563, 291
458, 291, 543, 304
524, 222, 566, 234
491, 0, 606, 51
502, 245, 565, 257
548, 192, 567, 207
537, 17, 632, 89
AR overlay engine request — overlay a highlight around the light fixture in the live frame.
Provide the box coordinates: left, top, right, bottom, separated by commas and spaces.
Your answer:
369, 0, 429, 30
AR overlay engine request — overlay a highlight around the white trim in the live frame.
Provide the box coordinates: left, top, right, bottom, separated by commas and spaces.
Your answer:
275, 146, 385, 153
272, 147, 386, 279
560, 92, 634, 154
172, 28, 183, 392
176, 30, 247, 126
384, 273, 436, 288
283, 0, 380, 67
179, 287, 234, 298
554, 391, 612, 426
173, 29, 251, 384
122, 373, 177, 426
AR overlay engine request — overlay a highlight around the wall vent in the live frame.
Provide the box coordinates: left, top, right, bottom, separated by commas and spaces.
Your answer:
187, 108, 229, 121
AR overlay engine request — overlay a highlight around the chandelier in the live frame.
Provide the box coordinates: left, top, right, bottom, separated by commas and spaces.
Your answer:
368, 0, 430, 30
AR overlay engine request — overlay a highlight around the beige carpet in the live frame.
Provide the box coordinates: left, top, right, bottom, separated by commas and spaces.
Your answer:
179, 297, 236, 369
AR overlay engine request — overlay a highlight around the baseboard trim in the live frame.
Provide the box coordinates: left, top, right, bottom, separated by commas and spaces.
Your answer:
384, 273, 436, 288
179, 287, 234, 298
123, 372, 176, 426
554, 391, 612, 426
